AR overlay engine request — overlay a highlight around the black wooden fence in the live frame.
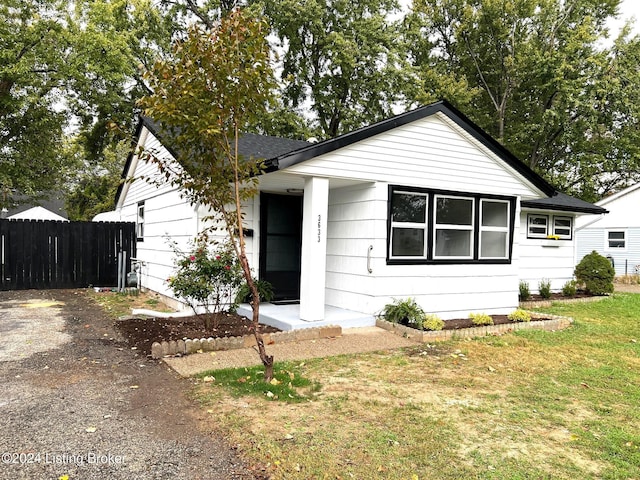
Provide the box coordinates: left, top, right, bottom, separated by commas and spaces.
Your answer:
0, 219, 136, 290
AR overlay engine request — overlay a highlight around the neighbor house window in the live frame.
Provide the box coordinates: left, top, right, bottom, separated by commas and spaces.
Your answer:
553, 216, 572, 239
433, 195, 474, 259
527, 214, 548, 238
388, 186, 514, 264
389, 191, 428, 258
479, 200, 510, 259
607, 231, 626, 249
137, 201, 145, 241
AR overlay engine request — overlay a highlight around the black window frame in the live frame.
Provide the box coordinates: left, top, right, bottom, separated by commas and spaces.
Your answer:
606, 230, 626, 250
387, 186, 516, 265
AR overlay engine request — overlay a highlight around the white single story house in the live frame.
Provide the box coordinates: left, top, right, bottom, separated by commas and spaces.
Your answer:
576, 183, 640, 276
106, 101, 606, 328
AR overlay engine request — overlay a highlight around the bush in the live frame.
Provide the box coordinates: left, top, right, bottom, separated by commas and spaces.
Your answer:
235, 278, 274, 304
379, 298, 425, 328
469, 312, 493, 326
562, 279, 578, 297
167, 239, 243, 328
507, 309, 531, 323
574, 251, 615, 295
538, 278, 552, 299
422, 314, 444, 331
519, 281, 531, 301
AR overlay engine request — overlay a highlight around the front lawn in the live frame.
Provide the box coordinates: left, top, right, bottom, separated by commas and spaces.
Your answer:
193, 294, 640, 479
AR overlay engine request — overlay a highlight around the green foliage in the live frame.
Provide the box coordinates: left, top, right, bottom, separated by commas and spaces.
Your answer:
167, 239, 243, 327
196, 363, 321, 403
538, 279, 552, 299
258, 0, 408, 138
379, 298, 426, 329
562, 279, 578, 297
422, 314, 444, 331
405, 0, 640, 200
469, 312, 493, 326
574, 251, 615, 295
0, 0, 170, 209
507, 309, 531, 323
519, 281, 531, 301
235, 278, 274, 304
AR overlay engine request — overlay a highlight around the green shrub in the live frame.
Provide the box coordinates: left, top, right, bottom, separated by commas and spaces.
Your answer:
562, 279, 578, 297
518, 281, 531, 301
469, 312, 493, 326
380, 298, 425, 328
507, 309, 531, 323
422, 314, 444, 331
235, 278, 274, 304
538, 278, 552, 299
574, 251, 615, 295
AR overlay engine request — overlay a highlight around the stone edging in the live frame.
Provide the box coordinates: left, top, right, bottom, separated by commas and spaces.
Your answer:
519, 295, 608, 309
150, 325, 342, 359
376, 313, 573, 343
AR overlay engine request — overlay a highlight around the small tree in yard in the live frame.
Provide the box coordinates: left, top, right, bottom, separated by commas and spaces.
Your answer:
139, 8, 276, 380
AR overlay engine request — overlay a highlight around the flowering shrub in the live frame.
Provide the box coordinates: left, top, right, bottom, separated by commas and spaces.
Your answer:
167, 239, 243, 329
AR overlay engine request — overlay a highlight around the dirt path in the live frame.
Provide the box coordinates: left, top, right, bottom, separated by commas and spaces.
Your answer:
0, 289, 260, 480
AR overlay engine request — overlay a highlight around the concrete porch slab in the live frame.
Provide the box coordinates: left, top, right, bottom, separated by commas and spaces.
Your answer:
236, 303, 376, 331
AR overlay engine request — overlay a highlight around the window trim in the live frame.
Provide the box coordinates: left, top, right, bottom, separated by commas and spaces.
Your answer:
527, 214, 549, 239
605, 230, 627, 251
137, 201, 145, 242
387, 186, 515, 265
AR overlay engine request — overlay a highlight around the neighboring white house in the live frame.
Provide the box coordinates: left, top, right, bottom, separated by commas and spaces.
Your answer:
7, 206, 68, 222
111, 101, 606, 326
576, 183, 640, 276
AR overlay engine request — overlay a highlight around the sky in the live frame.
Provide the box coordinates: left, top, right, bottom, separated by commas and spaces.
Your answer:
608, 0, 640, 36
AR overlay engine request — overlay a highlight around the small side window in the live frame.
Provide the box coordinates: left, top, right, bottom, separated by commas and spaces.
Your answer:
527, 214, 548, 238
137, 201, 145, 241
607, 231, 626, 249
553, 216, 572, 240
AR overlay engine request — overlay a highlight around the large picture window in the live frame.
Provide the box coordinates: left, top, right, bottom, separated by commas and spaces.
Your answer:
388, 186, 514, 264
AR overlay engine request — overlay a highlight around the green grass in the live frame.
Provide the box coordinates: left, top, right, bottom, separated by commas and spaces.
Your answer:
195, 362, 321, 403
193, 294, 640, 479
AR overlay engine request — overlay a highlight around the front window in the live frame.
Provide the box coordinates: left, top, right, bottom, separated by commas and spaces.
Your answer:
389, 191, 427, 258
480, 200, 510, 259
607, 231, 626, 249
433, 195, 474, 259
388, 186, 514, 264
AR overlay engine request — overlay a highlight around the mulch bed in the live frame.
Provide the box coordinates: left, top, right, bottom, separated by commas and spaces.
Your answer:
442, 314, 537, 330
115, 312, 281, 355
525, 291, 596, 302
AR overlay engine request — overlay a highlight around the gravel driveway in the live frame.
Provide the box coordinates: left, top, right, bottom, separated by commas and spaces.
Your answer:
0, 289, 259, 480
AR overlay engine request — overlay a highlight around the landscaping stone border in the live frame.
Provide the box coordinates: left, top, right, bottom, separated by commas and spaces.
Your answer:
519, 295, 608, 309
376, 313, 573, 343
150, 325, 342, 359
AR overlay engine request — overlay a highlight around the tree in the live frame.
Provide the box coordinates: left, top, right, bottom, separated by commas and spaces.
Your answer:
139, 8, 277, 380
256, 0, 410, 138
0, 0, 171, 211
405, 0, 640, 201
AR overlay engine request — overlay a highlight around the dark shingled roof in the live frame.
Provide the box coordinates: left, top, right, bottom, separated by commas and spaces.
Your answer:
521, 192, 607, 215
140, 116, 310, 161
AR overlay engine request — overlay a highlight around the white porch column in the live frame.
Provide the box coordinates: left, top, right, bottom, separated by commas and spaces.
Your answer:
299, 176, 329, 321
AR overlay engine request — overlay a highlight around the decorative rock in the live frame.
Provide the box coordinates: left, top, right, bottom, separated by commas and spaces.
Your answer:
177, 339, 186, 354
161, 341, 170, 356
168, 340, 178, 355
151, 342, 163, 359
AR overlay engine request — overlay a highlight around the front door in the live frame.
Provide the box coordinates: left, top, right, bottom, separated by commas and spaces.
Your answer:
259, 193, 303, 301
